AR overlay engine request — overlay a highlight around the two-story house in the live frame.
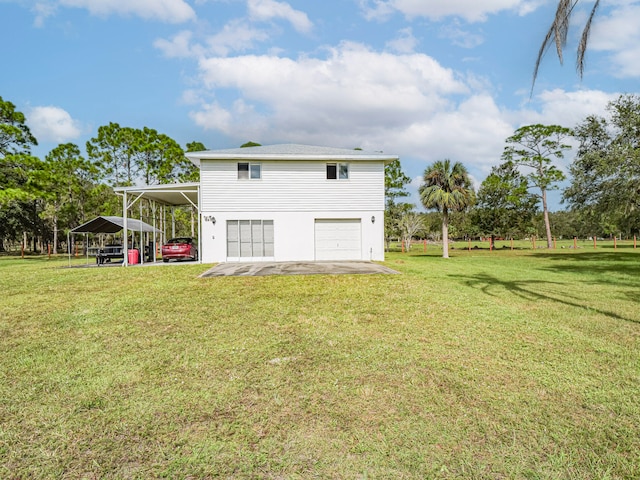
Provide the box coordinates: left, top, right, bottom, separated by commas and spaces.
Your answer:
185, 144, 398, 263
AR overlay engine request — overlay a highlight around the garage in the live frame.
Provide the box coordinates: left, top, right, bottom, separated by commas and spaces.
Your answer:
314, 219, 362, 261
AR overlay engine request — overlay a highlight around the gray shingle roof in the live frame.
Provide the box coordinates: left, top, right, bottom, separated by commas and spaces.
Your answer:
186, 143, 398, 165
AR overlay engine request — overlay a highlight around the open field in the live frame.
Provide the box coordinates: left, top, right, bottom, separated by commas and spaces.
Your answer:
397, 238, 639, 253
1, 250, 639, 478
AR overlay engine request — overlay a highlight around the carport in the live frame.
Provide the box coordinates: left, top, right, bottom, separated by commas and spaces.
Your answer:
68, 216, 162, 266
113, 183, 200, 266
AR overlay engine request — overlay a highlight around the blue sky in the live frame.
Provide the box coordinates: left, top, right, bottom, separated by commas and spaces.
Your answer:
2, 0, 639, 210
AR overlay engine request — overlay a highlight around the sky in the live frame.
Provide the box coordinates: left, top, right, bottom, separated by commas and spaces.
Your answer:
2, 0, 639, 210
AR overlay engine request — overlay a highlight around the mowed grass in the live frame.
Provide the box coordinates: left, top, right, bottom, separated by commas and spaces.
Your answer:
1, 249, 639, 479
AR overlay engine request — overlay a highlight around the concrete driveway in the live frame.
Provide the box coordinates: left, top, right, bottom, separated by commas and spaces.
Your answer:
199, 261, 400, 277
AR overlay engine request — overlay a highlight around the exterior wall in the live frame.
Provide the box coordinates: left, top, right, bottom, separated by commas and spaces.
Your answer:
199, 159, 385, 263
200, 210, 384, 263
200, 160, 384, 212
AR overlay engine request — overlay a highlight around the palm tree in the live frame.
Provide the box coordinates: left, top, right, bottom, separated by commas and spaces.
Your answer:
533, 0, 601, 91
419, 160, 474, 258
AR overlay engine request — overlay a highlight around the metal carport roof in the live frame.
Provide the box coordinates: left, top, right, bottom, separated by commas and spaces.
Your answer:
113, 182, 199, 207
70, 216, 162, 234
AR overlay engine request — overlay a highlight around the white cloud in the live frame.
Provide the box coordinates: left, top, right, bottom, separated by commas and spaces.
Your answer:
206, 19, 271, 56
154, 1, 311, 59
589, 3, 640, 78
391, 93, 514, 171
386, 27, 418, 53
247, 0, 313, 33
517, 0, 547, 16
410, 175, 423, 190
495, 88, 618, 175
44, 0, 196, 23
155, 22, 271, 59
608, 44, 640, 77
516, 89, 618, 129
358, 0, 396, 21
27, 106, 82, 143
360, 0, 541, 23
190, 102, 234, 134
32, 2, 57, 27
180, 89, 205, 106
438, 20, 484, 48
154, 30, 203, 58
192, 42, 468, 142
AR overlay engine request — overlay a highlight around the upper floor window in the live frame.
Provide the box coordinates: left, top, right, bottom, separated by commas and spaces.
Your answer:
238, 162, 261, 180
327, 163, 349, 180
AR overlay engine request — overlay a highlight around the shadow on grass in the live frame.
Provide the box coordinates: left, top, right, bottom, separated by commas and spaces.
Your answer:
455, 272, 638, 324
534, 251, 640, 288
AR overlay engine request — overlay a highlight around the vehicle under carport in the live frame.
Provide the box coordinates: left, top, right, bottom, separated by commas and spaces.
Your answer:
113, 183, 200, 266
67, 216, 162, 266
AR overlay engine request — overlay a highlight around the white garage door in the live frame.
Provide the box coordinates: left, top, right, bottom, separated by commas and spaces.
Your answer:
314, 219, 361, 261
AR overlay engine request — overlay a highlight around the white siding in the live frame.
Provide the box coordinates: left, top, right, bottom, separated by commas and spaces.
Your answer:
200, 210, 385, 263
200, 160, 384, 212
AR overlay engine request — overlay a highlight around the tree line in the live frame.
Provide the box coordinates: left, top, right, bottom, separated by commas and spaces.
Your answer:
3, 93, 638, 256
386, 94, 640, 257
0, 96, 204, 253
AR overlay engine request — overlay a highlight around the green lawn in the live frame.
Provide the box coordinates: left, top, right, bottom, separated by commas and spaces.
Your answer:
1, 250, 639, 479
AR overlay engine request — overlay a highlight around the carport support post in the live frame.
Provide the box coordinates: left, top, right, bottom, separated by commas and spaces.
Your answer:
139, 201, 144, 265
171, 207, 175, 239
197, 184, 201, 264
152, 202, 157, 262
161, 205, 165, 252
123, 189, 128, 266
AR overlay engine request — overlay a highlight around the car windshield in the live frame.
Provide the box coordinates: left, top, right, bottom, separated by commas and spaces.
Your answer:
167, 238, 191, 245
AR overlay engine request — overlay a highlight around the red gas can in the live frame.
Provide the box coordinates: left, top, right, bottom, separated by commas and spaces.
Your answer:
127, 248, 139, 265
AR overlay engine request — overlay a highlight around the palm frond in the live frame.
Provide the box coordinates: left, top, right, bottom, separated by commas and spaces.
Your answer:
577, 0, 600, 77
554, 0, 573, 63
532, 0, 591, 94
532, 26, 554, 95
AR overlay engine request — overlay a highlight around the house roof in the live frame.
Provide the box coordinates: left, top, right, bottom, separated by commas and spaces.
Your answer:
185, 143, 398, 167
70, 216, 162, 234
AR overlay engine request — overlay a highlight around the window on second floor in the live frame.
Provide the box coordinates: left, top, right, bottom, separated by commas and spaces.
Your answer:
238, 162, 261, 180
327, 163, 349, 180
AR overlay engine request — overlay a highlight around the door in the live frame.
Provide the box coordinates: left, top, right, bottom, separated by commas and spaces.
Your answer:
314, 219, 361, 260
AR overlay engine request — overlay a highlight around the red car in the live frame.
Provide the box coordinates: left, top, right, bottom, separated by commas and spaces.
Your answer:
162, 237, 198, 262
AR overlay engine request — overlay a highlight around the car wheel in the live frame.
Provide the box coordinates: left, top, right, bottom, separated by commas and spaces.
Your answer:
162, 258, 169, 263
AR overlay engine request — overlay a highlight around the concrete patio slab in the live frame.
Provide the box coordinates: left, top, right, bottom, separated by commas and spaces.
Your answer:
199, 261, 400, 277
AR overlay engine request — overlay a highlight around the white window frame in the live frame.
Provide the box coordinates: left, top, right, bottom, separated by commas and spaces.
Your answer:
238, 162, 261, 180
326, 163, 349, 180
